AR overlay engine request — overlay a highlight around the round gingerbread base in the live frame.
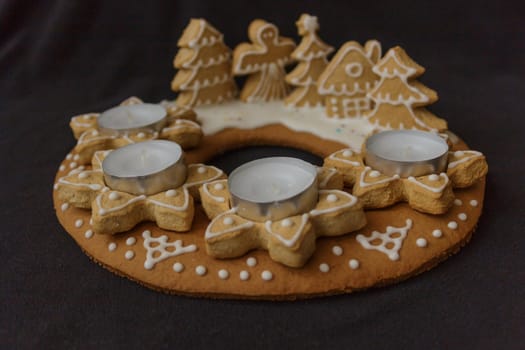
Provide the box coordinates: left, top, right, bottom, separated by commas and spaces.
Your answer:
53, 127, 485, 300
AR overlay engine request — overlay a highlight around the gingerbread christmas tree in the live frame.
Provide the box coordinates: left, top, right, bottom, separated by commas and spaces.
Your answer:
232, 19, 296, 102
366, 46, 447, 131
284, 14, 334, 107
317, 40, 381, 118
171, 19, 237, 107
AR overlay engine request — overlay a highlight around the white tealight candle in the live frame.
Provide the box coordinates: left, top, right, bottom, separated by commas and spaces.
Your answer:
228, 157, 318, 221
365, 130, 449, 177
102, 140, 187, 195
98, 103, 167, 135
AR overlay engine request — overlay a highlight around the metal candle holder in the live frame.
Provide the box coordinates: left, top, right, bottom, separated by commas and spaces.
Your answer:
364, 130, 449, 178
102, 140, 187, 196
228, 157, 319, 222
98, 103, 167, 136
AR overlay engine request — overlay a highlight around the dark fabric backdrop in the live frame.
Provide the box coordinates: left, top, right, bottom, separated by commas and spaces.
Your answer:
1, 0, 524, 348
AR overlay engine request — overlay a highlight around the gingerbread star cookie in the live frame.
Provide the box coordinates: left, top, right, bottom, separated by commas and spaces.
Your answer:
324, 148, 488, 214
69, 97, 202, 166
199, 167, 365, 267
55, 150, 225, 235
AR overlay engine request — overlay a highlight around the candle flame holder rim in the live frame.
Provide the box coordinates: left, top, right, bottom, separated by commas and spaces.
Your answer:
227, 157, 318, 204
364, 130, 449, 178
98, 103, 168, 135
228, 157, 319, 222
102, 140, 187, 196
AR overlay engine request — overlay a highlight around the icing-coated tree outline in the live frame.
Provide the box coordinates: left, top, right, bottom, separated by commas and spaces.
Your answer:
366, 46, 447, 131
171, 19, 237, 107
356, 219, 412, 261
284, 14, 333, 108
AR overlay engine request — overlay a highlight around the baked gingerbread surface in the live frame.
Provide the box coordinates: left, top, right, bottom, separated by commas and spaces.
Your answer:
54, 125, 485, 299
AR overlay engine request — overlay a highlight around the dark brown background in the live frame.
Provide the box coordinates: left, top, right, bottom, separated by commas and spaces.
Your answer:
1, 0, 524, 348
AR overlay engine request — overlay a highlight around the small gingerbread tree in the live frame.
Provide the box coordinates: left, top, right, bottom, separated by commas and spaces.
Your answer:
366, 46, 447, 131
232, 19, 296, 102
284, 14, 334, 107
171, 19, 237, 107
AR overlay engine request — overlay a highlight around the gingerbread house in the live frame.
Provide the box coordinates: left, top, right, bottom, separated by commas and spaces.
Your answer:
317, 40, 381, 118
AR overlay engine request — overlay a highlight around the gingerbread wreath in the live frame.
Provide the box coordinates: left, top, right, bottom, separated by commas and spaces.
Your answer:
53, 14, 488, 300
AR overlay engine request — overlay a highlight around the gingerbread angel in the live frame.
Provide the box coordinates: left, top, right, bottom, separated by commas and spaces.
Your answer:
232, 19, 296, 102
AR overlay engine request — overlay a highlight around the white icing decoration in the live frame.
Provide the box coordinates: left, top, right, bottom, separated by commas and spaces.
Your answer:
165, 189, 177, 197
326, 194, 338, 202
108, 192, 120, 201
218, 269, 229, 280
84, 230, 93, 239
416, 238, 427, 247
348, 259, 360, 270
197, 166, 206, 174
281, 218, 293, 227
318, 167, 338, 189
265, 214, 309, 248
432, 229, 442, 238
53, 183, 59, 190
75, 219, 83, 228
356, 219, 412, 261
57, 170, 103, 191
359, 167, 399, 188
458, 213, 467, 221
73, 154, 80, 161
369, 170, 381, 178
332, 245, 343, 256
184, 164, 224, 188
126, 237, 136, 246
195, 265, 207, 276
407, 173, 449, 193
205, 208, 255, 240
96, 194, 146, 216
454, 198, 463, 206
195, 101, 373, 151
78, 172, 88, 179
223, 217, 234, 225
448, 151, 482, 169
146, 187, 191, 212
342, 150, 353, 157
319, 263, 330, 273
59, 165, 66, 171
125, 250, 135, 260
345, 62, 363, 78
137, 132, 145, 138
454, 151, 464, 157
246, 257, 257, 267
428, 174, 439, 181
61, 203, 69, 212
69, 162, 77, 169
328, 149, 361, 167
240, 270, 250, 281
108, 242, 117, 252
469, 200, 478, 207
202, 181, 226, 203
66, 154, 72, 160
261, 270, 273, 281
173, 262, 184, 273
162, 119, 201, 133
309, 190, 358, 216
448, 221, 458, 229
142, 230, 197, 270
